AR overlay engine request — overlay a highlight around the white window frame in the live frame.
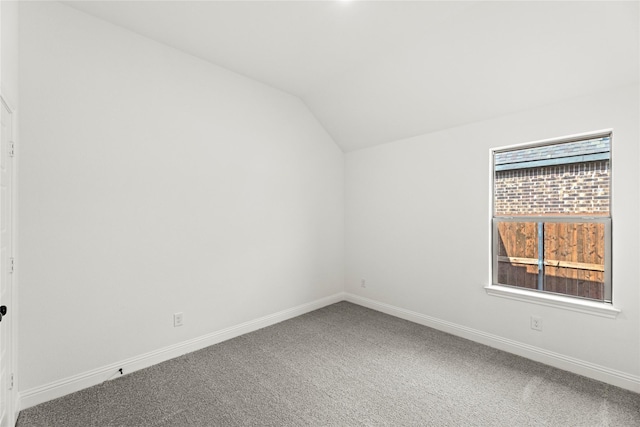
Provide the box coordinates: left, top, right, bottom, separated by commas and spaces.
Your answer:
485, 130, 620, 318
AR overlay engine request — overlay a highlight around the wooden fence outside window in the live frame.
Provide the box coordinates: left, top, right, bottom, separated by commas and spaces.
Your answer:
497, 221, 605, 301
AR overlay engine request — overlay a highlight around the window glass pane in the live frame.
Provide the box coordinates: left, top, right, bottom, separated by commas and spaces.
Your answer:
494, 136, 610, 216
496, 221, 540, 289
495, 219, 608, 302
543, 222, 605, 301
492, 134, 612, 303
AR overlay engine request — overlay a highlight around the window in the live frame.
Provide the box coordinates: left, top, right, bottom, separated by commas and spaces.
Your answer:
492, 132, 612, 303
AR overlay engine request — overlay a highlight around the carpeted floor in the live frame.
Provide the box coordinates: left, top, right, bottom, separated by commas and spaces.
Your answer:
16, 301, 640, 426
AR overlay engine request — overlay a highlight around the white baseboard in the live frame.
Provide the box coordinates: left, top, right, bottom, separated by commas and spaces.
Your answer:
18, 292, 346, 411
344, 293, 640, 393
18, 290, 639, 413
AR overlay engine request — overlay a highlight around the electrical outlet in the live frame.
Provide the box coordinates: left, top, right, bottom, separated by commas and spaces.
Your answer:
360, 279, 366, 288
174, 312, 184, 327
531, 315, 542, 331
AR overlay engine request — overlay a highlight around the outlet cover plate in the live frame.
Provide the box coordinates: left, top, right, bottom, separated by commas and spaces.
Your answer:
174, 312, 184, 327
531, 315, 542, 331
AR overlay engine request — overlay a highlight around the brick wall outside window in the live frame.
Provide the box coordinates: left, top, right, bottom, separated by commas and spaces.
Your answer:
494, 160, 609, 216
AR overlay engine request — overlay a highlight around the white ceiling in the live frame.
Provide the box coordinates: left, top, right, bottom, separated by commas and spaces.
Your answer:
63, 1, 639, 152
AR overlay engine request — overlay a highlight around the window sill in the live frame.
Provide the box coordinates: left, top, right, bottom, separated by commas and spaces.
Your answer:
484, 284, 621, 319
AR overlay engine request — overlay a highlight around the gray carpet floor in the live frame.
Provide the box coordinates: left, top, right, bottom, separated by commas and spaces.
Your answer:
16, 301, 640, 426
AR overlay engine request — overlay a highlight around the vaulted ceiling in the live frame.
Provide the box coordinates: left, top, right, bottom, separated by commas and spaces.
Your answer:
63, 1, 639, 152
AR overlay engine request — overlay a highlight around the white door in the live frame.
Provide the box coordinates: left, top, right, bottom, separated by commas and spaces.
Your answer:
0, 97, 14, 427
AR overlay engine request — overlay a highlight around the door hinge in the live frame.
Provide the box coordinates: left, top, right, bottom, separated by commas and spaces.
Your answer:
8, 141, 15, 157
9, 257, 14, 274
9, 374, 14, 390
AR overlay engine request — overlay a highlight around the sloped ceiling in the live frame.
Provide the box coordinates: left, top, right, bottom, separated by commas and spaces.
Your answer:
63, 1, 639, 152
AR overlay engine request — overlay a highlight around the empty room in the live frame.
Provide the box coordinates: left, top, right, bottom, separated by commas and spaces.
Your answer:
1, 0, 639, 426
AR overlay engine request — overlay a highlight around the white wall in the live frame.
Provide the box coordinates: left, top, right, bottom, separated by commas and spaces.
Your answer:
18, 1, 343, 393
346, 84, 640, 388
